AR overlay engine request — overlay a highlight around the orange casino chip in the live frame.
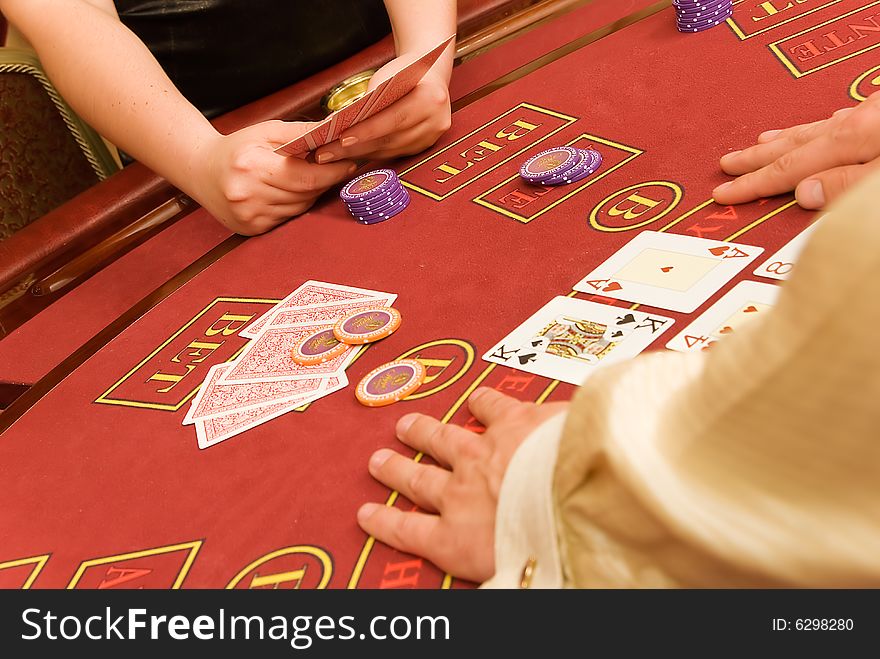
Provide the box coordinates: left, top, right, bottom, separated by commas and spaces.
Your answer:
290, 327, 349, 365
355, 359, 426, 407
333, 307, 401, 345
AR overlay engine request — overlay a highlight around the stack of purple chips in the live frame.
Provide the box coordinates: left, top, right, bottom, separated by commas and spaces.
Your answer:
519, 145, 603, 186
674, 0, 732, 33
339, 168, 411, 225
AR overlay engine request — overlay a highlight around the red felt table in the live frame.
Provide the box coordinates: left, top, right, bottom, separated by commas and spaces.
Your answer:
0, 0, 658, 389
1, 0, 879, 590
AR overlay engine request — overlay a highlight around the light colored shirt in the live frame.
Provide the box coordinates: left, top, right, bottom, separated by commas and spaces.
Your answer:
485, 170, 880, 588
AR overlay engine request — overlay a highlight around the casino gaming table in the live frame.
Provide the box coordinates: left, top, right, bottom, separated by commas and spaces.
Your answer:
1, 0, 879, 589
0, 0, 660, 392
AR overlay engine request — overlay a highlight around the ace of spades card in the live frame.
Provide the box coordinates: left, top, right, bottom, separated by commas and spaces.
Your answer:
573, 231, 764, 312
483, 296, 674, 385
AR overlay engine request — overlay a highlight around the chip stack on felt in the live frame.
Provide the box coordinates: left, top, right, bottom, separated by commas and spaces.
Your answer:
519, 146, 603, 186
339, 169, 411, 225
674, 0, 733, 33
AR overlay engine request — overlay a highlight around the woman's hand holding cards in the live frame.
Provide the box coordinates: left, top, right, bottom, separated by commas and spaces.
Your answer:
193, 121, 356, 236
315, 53, 453, 165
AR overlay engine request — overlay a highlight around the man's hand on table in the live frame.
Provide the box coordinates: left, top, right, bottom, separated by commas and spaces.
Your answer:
194, 120, 356, 236
357, 388, 568, 583
713, 91, 880, 210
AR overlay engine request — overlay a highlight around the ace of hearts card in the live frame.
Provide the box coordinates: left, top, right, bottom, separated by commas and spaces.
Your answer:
573, 231, 764, 312
482, 296, 674, 385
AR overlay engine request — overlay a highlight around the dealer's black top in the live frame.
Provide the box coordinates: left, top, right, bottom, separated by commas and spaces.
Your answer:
116, 0, 391, 118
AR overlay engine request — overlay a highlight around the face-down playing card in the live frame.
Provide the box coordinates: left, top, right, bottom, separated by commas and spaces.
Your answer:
194, 376, 346, 449
240, 281, 396, 339
183, 362, 327, 425
483, 296, 674, 385
274, 35, 455, 156
222, 322, 359, 385
573, 231, 764, 312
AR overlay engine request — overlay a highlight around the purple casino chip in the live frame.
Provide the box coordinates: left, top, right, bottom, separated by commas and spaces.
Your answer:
539, 149, 589, 184
340, 169, 401, 202
677, 7, 728, 21
677, 12, 731, 31
345, 186, 408, 212
674, 0, 732, 32
543, 149, 602, 185
673, 0, 729, 5
674, 0, 730, 11
564, 151, 603, 183
348, 195, 410, 218
354, 194, 411, 224
677, 12, 729, 25
676, 3, 731, 20
673, 0, 730, 7
344, 181, 405, 202
565, 149, 603, 183
542, 148, 595, 184
674, 0, 730, 18
678, 12, 730, 26
357, 203, 409, 225
519, 146, 581, 183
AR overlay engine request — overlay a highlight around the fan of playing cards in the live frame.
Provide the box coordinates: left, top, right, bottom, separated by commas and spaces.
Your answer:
183, 281, 396, 449
274, 36, 454, 156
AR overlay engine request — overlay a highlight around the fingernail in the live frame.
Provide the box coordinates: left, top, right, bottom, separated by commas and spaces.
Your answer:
369, 449, 393, 472
797, 179, 825, 209
719, 151, 741, 166
469, 387, 490, 402
759, 129, 782, 141
713, 181, 734, 196
396, 414, 418, 438
357, 503, 379, 524
341, 136, 358, 147
347, 164, 357, 175
316, 152, 334, 164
